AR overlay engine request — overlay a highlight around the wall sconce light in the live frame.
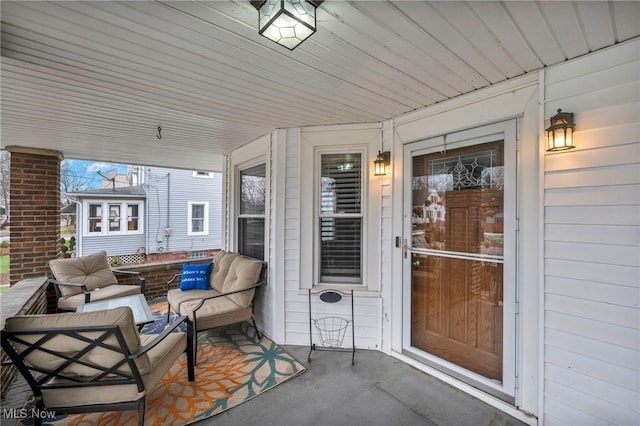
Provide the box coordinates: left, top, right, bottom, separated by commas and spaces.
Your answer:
374, 151, 391, 176
546, 109, 576, 151
250, 0, 323, 50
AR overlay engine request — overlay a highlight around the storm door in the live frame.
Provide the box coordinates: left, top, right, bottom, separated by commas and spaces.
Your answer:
402, 121, 517, 401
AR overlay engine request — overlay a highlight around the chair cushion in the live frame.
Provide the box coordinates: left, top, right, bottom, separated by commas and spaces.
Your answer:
180, 297, 253, 331
222, 256, 263, 308
4, 307, 149, 378
167, 288, 220, 313
57, 284, 142, 311
210, 251, 239, 292
179, 263, 213, 290
49, 251, 118, 297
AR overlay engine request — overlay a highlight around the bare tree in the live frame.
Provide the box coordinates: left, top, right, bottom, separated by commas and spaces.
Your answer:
60, 160, 94, 226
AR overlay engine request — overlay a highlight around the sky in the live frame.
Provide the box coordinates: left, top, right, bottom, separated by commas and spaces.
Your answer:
62, 159, 128, 190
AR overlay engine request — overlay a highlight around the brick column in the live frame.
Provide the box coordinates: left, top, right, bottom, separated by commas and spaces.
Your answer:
6, 147, 62, 286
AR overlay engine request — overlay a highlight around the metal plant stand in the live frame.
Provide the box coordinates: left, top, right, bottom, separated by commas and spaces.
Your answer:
308, 288, 355, 365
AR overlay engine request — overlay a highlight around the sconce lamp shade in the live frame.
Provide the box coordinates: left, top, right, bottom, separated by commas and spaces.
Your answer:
374, 151, 391, 176
546, 109, 576, 151
251, 0, 323, 50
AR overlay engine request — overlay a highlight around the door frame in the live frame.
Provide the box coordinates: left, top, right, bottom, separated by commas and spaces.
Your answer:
401, 120, 518, 402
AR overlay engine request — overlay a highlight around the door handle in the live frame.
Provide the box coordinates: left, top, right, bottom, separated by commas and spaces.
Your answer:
403, 238, 409, 259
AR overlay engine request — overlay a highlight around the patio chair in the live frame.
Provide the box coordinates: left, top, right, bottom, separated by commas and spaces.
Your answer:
1, 307, 194, 426
166, 251, 267, 365
49, 250, 146, 311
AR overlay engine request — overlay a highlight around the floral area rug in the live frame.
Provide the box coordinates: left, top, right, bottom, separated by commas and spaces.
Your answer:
21, 302, 306, 426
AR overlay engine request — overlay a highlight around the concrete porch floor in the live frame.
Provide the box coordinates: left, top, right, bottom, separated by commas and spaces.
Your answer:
213, 345, 530, 426
1, 345, 531, 426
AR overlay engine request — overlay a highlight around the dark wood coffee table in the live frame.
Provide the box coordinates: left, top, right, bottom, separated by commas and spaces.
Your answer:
77, 294, 155, 329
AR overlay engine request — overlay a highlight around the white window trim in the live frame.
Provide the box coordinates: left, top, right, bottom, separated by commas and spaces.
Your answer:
315, 147, 366, 285
187, 201, 209, 236
300, 125, 382, 291
226, 134, 270, 257
83, 200, 144, 236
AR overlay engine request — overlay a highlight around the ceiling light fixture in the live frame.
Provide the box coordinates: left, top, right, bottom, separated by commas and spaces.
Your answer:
250, 0, 323, 50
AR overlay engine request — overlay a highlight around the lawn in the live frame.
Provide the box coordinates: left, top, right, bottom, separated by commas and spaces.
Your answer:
0, 255, 9, 293
0, 255, 8, 274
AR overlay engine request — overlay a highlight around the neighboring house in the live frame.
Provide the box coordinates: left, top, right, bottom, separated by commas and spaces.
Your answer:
70, 166, 222, 263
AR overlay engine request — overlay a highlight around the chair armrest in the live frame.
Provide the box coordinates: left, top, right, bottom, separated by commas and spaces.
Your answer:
49, 278, 92, 302
192, 280, 265, 315
130, 315, 187, 359
166, 273, 182, 291
113, 269, 146, 293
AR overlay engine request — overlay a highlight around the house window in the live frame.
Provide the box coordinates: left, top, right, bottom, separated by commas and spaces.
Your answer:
84, 201, 143, 236
108, 204, 121, 232
127, 204, 139, 231
300, 126, 382, 291
88, 203, 102, 233
318, 153, 362, 283
238, 163, 266, 260
188, 202, 209, 235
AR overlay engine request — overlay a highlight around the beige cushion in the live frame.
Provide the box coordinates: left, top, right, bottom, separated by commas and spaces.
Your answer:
180, 297, 253, 331
4, 307, 150, 377
49, 251, 118, 297
222, 256, 262, 308
210, 251, 239, 291
167, 288, 220, 313
41, 324, 185, 408
57, 284, 141, 311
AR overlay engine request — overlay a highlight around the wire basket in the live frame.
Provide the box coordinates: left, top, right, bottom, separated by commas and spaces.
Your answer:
313, 316, 350, 348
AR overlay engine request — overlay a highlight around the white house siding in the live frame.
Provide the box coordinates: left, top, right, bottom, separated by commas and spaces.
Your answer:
542, 39, 640, 425
145, 167, 222, 254
280, 125, 383, 350
82, 234, 146, 258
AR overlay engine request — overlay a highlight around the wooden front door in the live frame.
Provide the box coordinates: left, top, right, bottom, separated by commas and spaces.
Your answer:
409, 141, 505, 381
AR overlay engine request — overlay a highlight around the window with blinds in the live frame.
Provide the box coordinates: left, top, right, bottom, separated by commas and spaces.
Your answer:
318, 153, 362, 283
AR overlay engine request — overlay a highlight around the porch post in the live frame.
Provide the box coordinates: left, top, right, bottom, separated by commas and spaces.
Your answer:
5, 147, 62, 290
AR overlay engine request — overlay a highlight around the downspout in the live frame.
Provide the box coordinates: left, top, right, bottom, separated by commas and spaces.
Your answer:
164, 173, 171, 252
71, 197, 82, 256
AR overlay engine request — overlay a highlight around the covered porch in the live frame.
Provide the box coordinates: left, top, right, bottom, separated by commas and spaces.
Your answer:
2, 2, 639, 425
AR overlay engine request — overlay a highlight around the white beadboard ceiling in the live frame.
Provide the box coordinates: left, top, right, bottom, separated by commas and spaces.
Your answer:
1, 1, 639, 171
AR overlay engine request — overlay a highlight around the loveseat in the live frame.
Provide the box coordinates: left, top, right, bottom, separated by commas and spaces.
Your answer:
166, 251, 267, 364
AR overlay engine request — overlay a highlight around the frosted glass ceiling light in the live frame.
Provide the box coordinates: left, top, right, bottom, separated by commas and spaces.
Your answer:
251, 0, 323, 50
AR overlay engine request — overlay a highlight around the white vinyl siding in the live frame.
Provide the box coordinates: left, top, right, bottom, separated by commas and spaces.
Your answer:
542, 39, 640, 425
